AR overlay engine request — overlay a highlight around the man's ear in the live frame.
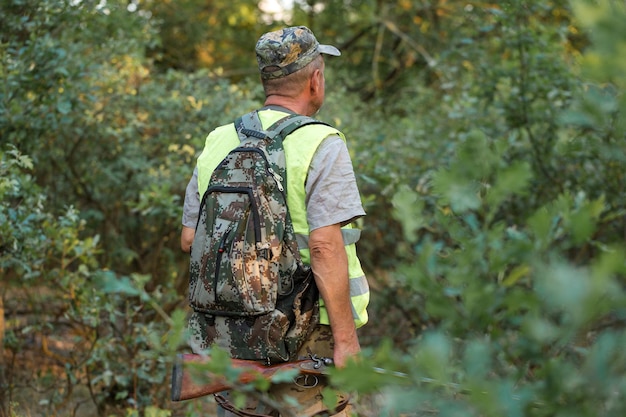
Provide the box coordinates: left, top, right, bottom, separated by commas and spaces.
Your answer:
310, 69, 322, 94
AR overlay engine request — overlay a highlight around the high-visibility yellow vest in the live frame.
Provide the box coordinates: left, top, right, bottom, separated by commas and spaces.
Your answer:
196, 109, 369, 328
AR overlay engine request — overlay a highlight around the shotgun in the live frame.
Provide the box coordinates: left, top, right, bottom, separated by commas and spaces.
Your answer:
171, 353, 333, 402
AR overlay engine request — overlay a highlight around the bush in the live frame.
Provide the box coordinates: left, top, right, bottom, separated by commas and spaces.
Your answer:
327, 1, 626, 416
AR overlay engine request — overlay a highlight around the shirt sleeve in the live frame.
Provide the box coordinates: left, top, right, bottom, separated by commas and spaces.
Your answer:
182, 166, 200, 229
305, 135, 366, 231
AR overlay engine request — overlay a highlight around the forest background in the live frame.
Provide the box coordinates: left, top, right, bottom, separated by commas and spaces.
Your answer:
2, 0, 626, 416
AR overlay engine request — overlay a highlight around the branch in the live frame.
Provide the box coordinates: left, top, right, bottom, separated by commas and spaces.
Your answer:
380, 19, 436, 68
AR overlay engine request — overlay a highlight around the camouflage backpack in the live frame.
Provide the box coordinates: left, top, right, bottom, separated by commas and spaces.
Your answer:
188, 110, 325, 363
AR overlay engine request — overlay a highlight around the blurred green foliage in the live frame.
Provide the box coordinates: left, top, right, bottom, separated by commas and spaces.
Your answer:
2, 0, 626, 416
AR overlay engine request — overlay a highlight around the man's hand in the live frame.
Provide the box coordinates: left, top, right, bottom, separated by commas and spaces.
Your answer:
332, 339, 361, 368
181, 226, 195, 253
309, 224, 360, 368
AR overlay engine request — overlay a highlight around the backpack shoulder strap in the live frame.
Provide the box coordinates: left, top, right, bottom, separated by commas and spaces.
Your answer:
234, 111, 267, 141
234, 111, 331, 143
267, 114, 331, 142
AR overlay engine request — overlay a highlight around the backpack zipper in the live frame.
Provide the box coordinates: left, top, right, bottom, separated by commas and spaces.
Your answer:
214, 223, 233, 299
267, 166, 284, 192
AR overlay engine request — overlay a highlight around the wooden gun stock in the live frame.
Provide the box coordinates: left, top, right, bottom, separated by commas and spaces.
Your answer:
171, 353, 331, 402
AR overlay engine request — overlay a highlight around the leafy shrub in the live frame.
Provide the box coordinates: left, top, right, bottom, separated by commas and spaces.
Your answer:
326, 1, 626, 416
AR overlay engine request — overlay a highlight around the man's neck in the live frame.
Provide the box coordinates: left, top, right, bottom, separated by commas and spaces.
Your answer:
261, 104, 296, 114
264, 96, 309, 116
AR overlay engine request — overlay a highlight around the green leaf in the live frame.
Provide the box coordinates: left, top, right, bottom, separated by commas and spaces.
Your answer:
502, 264, 530, 287
432, 169, 481, 213
270, 368, 299, 384
415, 331, 451, 384
527, 207, 556, 248
94, 271, 140, 296
569, 196, 604, 244
391, 184, 424, 243
57, 99, 72, 114
485, 161, 532, 207
463, 339, 491, 379
535, 262, 590, 325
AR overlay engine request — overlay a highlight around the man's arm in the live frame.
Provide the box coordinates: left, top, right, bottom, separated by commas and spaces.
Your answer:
181, 167, 199, 253
308, 223, 360, 368
181, 226, 195, 253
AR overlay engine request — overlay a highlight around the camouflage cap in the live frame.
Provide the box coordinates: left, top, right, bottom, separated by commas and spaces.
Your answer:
256, 26, 341, 80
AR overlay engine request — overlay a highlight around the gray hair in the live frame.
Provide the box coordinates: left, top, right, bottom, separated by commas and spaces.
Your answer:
261, 55, 324, 98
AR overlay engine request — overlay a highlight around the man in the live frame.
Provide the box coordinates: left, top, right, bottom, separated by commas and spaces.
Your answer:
181, 26, 369, 417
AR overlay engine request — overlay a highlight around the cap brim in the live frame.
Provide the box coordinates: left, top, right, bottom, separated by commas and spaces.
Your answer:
319, 44, 341, 57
